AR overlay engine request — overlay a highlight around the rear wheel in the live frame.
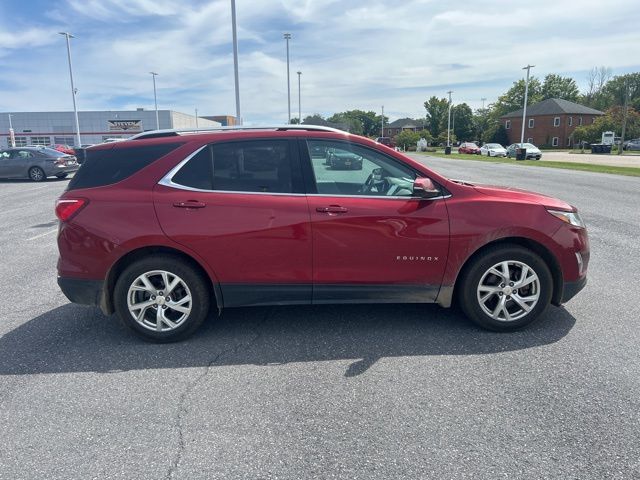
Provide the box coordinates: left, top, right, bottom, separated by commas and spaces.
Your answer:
29, 167, 45, 182
458, 245, 552, 331
114, 255, 210, 342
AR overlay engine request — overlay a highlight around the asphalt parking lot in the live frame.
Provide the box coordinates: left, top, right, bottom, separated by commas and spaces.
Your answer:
1, 158, 639, 479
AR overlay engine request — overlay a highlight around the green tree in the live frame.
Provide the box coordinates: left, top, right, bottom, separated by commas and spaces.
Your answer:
493, 77, 542, 117
302, 114, 326, 124
423, 96, 449, 138
289, 117, 300, 124
488, 125, 510, 146
581, 66, 612, 111
394, 130, 422, 150
572, 106, 640, 143
604, 73, 640, 110
451, 103, 475, 141
473, 107, 492, 144
541, 74, 579, 101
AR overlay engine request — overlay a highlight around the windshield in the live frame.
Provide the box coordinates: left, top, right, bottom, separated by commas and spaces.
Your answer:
485, 143, 501, 148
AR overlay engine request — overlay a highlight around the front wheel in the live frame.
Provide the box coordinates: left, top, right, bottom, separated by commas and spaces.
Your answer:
458, 245, 552, 331
114, 255, 211, 342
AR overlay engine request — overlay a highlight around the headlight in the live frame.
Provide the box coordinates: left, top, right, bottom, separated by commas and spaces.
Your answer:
547, 209, 586, 228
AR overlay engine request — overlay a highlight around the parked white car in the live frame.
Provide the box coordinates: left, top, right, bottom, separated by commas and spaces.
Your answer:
480, 143, 507, 157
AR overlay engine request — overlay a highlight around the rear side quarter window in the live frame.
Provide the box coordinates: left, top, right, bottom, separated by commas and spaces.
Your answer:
68, 143, 184, 190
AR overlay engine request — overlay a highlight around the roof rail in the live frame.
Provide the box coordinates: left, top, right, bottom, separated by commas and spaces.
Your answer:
128, 124, 347, 140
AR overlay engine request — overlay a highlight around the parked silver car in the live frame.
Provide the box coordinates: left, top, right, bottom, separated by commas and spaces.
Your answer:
505, 143, 542, 160
0, 146, 79, 181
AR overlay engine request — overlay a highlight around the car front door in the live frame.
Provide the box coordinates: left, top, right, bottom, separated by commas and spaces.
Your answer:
153, 139, 313, 307
302, 139, 450, 304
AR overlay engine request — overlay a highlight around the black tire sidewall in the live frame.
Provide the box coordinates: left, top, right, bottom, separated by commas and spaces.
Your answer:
114, 255, 210, 342
459, 246, 553, 331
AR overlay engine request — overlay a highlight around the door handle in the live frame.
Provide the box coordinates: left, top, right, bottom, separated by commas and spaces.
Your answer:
173, 200, 206, 209
316, 205, 348, 214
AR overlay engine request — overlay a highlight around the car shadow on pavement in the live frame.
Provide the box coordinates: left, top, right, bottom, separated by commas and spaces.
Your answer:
0, 302, 576, 377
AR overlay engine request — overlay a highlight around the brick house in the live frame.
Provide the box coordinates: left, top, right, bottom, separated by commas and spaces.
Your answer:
500, 98, 604, 147
383, 118, 425, 138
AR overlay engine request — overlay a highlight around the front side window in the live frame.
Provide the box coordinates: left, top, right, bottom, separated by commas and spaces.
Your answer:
306, 140, 417, 197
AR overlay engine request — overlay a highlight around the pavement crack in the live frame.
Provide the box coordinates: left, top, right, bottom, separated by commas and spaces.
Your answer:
165, 308, 272, 480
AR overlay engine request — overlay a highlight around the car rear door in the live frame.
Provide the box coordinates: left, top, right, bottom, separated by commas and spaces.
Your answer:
153, 138, 313, 307
301, 139, 450, 303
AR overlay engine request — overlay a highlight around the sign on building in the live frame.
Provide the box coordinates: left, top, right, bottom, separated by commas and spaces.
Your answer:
108, 120, 143, 132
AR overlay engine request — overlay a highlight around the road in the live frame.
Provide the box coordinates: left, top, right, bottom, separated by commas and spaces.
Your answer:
1, 157, 639, 479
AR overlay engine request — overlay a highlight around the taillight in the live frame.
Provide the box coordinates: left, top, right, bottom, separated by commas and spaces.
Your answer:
55, 198, 87, 222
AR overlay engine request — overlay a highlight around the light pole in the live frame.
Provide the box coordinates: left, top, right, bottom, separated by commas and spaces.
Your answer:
481, 97, 486, 110
297, 71, 302, 124
520, 64, 535, 146
59, 32, 81, 147
446, 90, 453, 148
284, 33, 291, 124
231, 0, 241, 125
195, 108, 199, 129
381, 105, 384, 138
8, 113, 15, 148
150, 72, 159, 130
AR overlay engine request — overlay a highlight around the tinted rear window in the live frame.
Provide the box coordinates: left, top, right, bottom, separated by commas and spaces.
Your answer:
68, 143, 183, 190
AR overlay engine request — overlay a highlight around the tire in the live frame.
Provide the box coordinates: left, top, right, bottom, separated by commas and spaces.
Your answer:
113, 255, 211, 342
29, 167, 46, 182
56, 173, 68, 179
458, 245, 552, 331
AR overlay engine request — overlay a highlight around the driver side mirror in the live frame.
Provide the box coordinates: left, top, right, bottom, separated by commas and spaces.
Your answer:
413, 177, 441, 198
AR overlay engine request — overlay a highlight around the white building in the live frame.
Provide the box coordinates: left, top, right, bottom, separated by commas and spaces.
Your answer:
0, 109, 221, 148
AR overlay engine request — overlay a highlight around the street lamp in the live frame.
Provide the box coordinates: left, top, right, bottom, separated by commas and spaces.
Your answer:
446, 90, 453, 148
59, 32, 81, 147
7, 114, 15, 147
297, 71, 302, 124
150, 72, 159, 130
381, 105, 384, 138
284, 33, 292, 124
520, 64, 535, 146
231, 0, 241, 125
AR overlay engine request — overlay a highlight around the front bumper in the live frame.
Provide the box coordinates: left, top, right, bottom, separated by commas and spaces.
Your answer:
58, 277, 104, 306
561, 276, 587, 303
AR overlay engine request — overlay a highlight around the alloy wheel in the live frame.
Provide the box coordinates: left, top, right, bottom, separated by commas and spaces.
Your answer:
476, 260, 541, 322
127, 270, 192, 332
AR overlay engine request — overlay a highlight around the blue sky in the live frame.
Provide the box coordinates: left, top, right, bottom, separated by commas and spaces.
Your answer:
1, 0, 639, 125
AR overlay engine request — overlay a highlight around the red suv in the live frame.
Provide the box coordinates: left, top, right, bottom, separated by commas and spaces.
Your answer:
56, 126, 589, 342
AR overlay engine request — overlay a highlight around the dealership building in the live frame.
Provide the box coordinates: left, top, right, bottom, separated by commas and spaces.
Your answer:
0, 109, 221, 148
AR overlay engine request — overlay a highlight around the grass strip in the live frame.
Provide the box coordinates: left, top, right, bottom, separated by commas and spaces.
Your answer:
418, 151, 640, 177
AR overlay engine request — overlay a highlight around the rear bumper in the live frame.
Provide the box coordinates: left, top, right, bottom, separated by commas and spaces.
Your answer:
58, 277, 104, 306
561, 276, 587, 303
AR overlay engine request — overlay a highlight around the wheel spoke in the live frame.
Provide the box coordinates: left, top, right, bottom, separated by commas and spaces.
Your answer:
139, 275, 157, 295
159, 309, 177, 329
155, 308, 163, 331
511, 294, 532, 313
130, 299, 155, 311
165, 276, 181, 296
492, 296, 507, 319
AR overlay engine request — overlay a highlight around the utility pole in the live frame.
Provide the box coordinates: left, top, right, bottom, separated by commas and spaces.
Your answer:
520, 64, 535, 146
481, 97, 486, 110
446, 90, 453, 148
284, 33, 292, 124
381, 105, 384, 137
150, 72, 159, 130
195, 108, 199, 129
8, 114, 15, 148
619, 78, 629, 155
231, 0, 241, 125
297, 71, 302, 124
59, 32, 81, 147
